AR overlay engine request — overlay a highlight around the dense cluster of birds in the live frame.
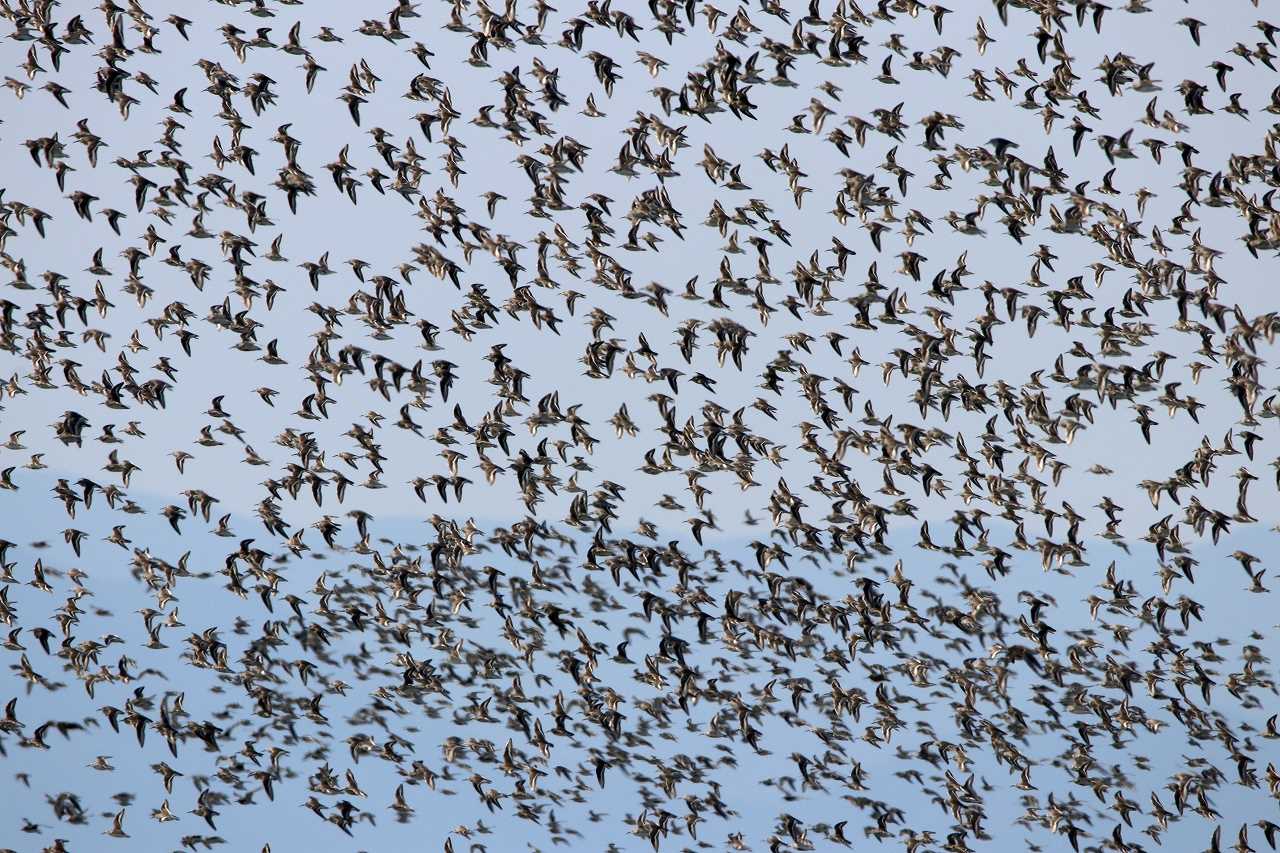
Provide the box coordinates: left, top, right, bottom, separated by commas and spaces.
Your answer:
1, 0, 1280, 850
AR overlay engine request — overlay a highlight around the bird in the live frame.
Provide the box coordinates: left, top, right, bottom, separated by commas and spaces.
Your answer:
0, 3, 1275, 853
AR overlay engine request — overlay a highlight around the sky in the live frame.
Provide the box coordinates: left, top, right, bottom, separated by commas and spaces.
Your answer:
1, 0, 1279, 851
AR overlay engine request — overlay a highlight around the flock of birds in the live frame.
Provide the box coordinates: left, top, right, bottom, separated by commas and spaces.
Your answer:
1, 0, 1279, 850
